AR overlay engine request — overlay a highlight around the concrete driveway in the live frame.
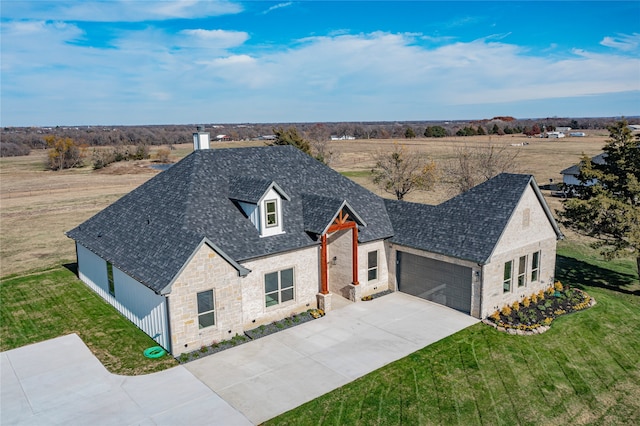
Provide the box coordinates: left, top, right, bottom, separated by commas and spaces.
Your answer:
1, 292, 478, 425
1, 334, 251, 425
185, 292, 478, 424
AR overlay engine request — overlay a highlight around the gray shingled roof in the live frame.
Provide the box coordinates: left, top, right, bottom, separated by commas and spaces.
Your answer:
560, 152, 607, 176
385, 173, 562, 264
67, 146, 394, 294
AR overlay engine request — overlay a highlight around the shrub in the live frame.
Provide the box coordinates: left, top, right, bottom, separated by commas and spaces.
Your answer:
490, 310, 501, 322
554, 281, 564, 292
501, 305, 512, 316
156, 148, 171, 163
538, 290, 545, 301
546, 286, 554, 295
0, 142, 31, 157
531, 293, 538, 304
522, 296, 531, 308
511, 301, 520, 312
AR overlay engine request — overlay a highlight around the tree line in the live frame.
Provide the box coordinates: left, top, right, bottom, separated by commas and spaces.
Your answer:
0, 116, 624, 158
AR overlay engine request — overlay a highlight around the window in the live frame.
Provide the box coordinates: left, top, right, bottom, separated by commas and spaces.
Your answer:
531, 251, 540, 282
106, 261, 115, 296
367, 250, 378, 281
503, 261, 512, 293
265, 199, 278, 228
517, 255, 527, 287
265, 268, 294, 307
197, 290, 215, 329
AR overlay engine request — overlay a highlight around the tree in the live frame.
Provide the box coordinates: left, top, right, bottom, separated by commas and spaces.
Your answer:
45, 135, 85, 170
371, 143, 438, 200
424, 126, 447, 138
477, 125, 486, 135
443, 143, 521, 194
404, 127, 416, 139
269, 127, 312, 156
558, 120, 640, 278
305, 124, 337, 165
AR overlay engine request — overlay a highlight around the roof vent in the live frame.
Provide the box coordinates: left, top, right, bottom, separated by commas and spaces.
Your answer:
193, 126, 211, 150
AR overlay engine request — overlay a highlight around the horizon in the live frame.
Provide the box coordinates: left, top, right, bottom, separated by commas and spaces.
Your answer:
2, 1, 639, 127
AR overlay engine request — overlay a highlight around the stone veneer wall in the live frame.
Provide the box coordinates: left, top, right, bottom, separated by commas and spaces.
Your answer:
357, 240, 391, 297
240, 245, 319, 328
327, 229, 352, 298
479, 185, 558, 317
168, 244, 243, 356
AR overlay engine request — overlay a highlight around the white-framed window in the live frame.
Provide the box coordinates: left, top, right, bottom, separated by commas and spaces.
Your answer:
197, 290, 215, 329
517, 255, 527, 287
106, 261, 115, 296
367, 250, 378, 281
265, 268, 294, 307
265, 199, 278, 228
531, 251, 540, 282
503, 261, 512, 293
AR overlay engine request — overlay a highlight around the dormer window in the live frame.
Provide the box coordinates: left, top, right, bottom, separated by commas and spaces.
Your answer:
228, 176, 290, 238
265, 200, 278, 228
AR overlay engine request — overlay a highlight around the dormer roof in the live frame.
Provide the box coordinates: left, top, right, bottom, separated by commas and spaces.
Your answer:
228, 176, 291, 204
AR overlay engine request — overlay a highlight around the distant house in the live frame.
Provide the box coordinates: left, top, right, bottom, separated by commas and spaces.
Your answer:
331, 135, 356, 140
569, 132, 586, 137
546, 131, 565, 139
556, 127, 572, 133
560, 152, 607, 186
215, 134, 232, 141
67, 137, 562, 355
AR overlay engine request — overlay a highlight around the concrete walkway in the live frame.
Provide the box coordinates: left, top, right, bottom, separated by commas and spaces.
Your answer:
185, 292, 479, 424
1, 292, 478, 425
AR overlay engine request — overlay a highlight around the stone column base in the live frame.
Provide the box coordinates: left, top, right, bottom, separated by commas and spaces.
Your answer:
347, 284, 361, 302
317, 293, 332, 312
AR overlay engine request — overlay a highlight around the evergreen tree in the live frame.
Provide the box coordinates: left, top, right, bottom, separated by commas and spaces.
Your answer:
559, 120, 640, 278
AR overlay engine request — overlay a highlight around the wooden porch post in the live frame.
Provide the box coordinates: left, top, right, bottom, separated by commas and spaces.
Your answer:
351, 224, 359, 285
320, 233, 329, 294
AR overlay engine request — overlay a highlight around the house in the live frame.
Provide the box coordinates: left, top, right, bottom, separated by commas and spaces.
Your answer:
560, 152, 607, 186
546, 131, 565, 139
67, 142, 562, 355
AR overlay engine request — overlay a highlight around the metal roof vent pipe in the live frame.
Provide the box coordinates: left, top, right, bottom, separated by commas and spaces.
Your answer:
193, 125, 211, 150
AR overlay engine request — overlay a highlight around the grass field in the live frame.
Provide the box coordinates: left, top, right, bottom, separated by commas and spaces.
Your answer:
265, 251, 640, 425
0, 265, 177, 375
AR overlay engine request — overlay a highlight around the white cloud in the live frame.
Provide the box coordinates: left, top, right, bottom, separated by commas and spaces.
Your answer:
261, 2, 293, 15
2, 25, 639, 125
0, 0, 243, 22
600, 33, 640, 52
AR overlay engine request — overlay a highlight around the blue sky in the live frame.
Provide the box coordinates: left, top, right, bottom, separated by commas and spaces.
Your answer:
1, 1, 639, 126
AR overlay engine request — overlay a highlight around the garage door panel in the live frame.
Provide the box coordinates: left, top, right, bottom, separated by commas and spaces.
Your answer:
397, 251, 471, 314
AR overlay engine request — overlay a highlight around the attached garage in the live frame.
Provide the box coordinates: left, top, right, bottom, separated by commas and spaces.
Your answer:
396, 251, 472, 314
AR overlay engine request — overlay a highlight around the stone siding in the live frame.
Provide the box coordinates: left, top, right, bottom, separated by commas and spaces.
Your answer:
241, 246, 319, 328
358, 240, 390, 297
480, 185, 558, 317
327, 229, 352, 298
168, 244, 243, 356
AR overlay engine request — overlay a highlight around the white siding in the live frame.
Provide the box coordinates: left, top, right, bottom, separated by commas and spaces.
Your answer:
260, 188, 285, 237
238, 201, 260, 232
76, 244, 171, 351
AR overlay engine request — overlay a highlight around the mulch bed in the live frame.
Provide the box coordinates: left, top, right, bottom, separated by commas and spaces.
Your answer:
176, 309, 324, 364
484, 286, 595, 335
361, 289, 393, 301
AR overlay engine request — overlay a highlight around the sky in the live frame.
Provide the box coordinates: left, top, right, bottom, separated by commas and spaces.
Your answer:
1, 1, 639, 126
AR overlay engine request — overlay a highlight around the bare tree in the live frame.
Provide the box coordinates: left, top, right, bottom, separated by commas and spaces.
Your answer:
304, 124, 338, 165
444, 143, 521, 194
371, 143, 438, 200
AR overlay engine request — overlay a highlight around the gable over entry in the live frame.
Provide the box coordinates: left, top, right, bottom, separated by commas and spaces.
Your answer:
302, 195, 366, 299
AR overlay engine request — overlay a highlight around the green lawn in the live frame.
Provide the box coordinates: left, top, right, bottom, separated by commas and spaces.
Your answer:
266, 252, 640, 425
340, 170, 372, 178
0, 265, 177, 375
